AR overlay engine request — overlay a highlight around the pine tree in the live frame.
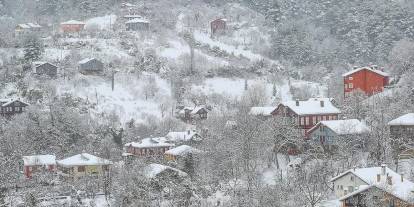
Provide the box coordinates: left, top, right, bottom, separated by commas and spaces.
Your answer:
23, 35, 44, 64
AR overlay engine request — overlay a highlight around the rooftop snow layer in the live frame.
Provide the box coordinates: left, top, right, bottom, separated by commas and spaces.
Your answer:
312, 119, 370, 135
124, 137, 175, 148
57, 153, 112, 167
23, 155, 56, 166
281, 98, 340, 115
61, 20, 86, 25
144, 163, 187, 178
249, 107, 276, 116
165, 131, 201, 142
164, 145, 202, 156
78, 58, 95, 64
126, 18, 149, 24
388, 113, 414, 126
342, 66, 389, 77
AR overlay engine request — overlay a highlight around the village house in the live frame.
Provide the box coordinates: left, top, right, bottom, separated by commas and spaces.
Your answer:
331, 165, 414, 207
60, 20, 86, 33
272, 98, 341, 136
177, 105, 209, 122
125, 18, 150, 31
164, 145, 202, 161
33, 61, 58, 77
0, 99, 29, 116
56, 153, 112, 179
388, 113, 414, 143
123, 14, 143, 21
211, 18, 227, 36
78, 58, 104, 74
343, 65, 389, 97
308, 119, 370, 150
124, 137, 175, 157
22, 155, 56, 179
14, 23, 42, 36
249, 106, 276, 119
165, 130, 203, 145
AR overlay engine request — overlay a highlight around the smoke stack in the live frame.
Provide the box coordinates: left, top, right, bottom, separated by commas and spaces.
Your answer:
377, 174, 381, 182
401, 174, 404, 182
381, 164, 386, 175
296, 100, 299, 106
320, 100, 324, 107
353, 66, 359, 70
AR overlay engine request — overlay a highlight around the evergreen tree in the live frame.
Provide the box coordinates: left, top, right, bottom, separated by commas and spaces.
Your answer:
23, 35, 44, 64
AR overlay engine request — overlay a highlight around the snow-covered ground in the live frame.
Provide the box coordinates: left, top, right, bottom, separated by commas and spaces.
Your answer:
85, 14, 117, 31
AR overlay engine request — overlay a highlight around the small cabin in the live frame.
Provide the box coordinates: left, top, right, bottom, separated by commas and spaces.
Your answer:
15, 23, 42, 36
211, 18, 227, 35
0, 99, 29, 116
33, 62, 58, 77
78, 58, 104, 74
124, 137, 175, 157
60, 20, 86, 33
125, 18, 149, 31
22, 155, 56, 179
343, 65, 389, 97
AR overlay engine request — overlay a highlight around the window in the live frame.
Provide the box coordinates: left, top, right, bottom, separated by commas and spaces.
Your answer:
340, 185, 343, 190
305, 117, 309, 125
78, 166, 85, 172
349, 77, 353, 80
312, 116, 316, 125
345, 84, 348, 89
300, 117, 305, 126
349, 83, 353, 89
350, 176, 354, 181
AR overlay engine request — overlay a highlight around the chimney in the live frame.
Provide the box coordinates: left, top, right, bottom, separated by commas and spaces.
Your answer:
381, 164, 386, 175
387, 176, 392, 185
187, 130, 190, 135
296, 100, 299, 106
353, 66, 359, 70
401, 174, 404, 182
320, 100, 325, 107
377, 174, 381, 182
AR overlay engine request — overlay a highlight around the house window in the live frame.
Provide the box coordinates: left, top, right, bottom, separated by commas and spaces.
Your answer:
300, 117, 305, 126
350, 176, 354, 181
345, 84, 348, 89
340, 185, 343, 190
78, 166, 85, 172
312, 116, 316, 125
349, 83, 353, 89
349, 77, 353, 80
305, 117, 309, 125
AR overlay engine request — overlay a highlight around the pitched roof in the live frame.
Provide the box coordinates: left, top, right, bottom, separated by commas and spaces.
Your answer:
17, 23, 42, 29
332, 166, 414, 203
190, 105, 208, 115
280, 98, 341, 116
23, 155, 56, 166
125, 18, 149, 24
57, 153, 112, 167
144, 163, 187, 178
124, 137, 175, 148
249, 107, 276, 116
164, 145, 202, 156
309, 119, 370, 135
33, 61, 57, 68
165, 131, 202, 142
0, 99, 29, 107
342, 66, 389, 77
78, 58, 97, 64
388, 113, 414, 126
61, 20, 85, 25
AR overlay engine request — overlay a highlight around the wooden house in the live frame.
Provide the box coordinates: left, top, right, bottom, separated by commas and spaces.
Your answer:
388, 113, 414, 142
33, 61, 58, 77
164, 145, 202, 161
22, 155, 56, 179
0, 99, 29, 116
60, 20, 86, 33
177, 105, 209, 122
125, 18, 149, 31
331, 165, 414, 207
78, 58, 104, 74
165, 130, 203, 145
15, 23, 42, 36
211, 18, 227, 35
307, 119, 370, 150
57, 153, 112, 179
343, 66, 389, 97
272, 98, 341, 136
124, 137, 175, 157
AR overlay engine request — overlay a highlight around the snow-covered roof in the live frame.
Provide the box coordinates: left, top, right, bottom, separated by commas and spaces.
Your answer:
342, 66, 389, 77
124, 137, 175, 148
125, 18, 149, 24
78, 58, 96, 64
164, 145, 202, 156
249, 107, 276, 116
0, 99, 29, 107
165, 131, 202, 142
332, 166, 414, 203
61, 20, 86, 25
309, 119, 370, 135
17, 23, 42, 29
190, 105, 208, 115
57, 153, 112, 167
23, 155, 56, 166
144, 163, 187, 178
123, 14, 142, 19
280, 98, 341, 116
33, 61, 57, 68
388, 113, 414, 126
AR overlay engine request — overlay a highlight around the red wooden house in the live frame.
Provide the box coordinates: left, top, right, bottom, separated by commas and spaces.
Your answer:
343, 66, 389, 96
22, 155, 56, 179
271, 98, 341, 137
60, 20, 86, 33
124, 137, 175, 157
211, 18, 227, 35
